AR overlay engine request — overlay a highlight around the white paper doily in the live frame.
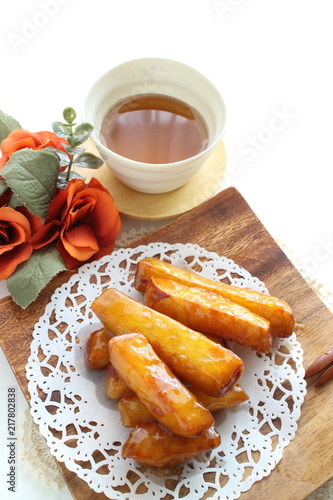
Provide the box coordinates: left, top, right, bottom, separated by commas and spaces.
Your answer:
26, 243, 306, 500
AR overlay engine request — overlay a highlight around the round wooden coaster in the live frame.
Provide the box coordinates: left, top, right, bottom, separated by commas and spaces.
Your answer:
77, 140, 227, 220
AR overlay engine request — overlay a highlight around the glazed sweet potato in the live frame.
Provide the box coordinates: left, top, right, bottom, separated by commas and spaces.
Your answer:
118, 394, 154, 427
105, 362, 134, 400
85, 327, 112, 371
119, 384, 249, 428
122, 422, 221, 468
134, 257, 294, 338
189, 384, 249, 412
92, 288, 244, 397
145, 277, 272, 353
109, 333, 214, 437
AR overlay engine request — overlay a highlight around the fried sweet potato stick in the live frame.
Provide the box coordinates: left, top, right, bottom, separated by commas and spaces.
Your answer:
189, 384, 249, 412
109, 333, 214, 437
134, 257, 294, 338
105, 362, 134, 400
92, 288, 244, 397
145, 277, 272, 353
85, 327, 112, 371
119, 384, 249, 428
122, 422, 221, 468
118, 394, 154, 427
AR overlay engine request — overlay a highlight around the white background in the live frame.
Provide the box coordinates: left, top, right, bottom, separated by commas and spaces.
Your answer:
0, 1, 332, 499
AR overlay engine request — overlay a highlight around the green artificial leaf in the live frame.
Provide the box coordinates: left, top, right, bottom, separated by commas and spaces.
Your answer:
63, 107, 76, 124
0, 110, 21, 143
75, 122, 93, 135
52, 121, 72, 139
73, 152, 103, 169
71, 133, 93, 147
54, 149, 70, 168
6, 245, 67, 309
57, 170, 85, 189
2, 148, 60, 218
64, 123, 94, 147
63, 144, 85, 155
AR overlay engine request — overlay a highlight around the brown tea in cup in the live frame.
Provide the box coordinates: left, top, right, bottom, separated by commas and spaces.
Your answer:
100, 93, 209, 164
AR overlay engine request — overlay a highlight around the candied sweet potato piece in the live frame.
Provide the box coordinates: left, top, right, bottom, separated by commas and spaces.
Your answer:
145, 277, 272, 353
122, 422, 221, 468
119, 384, 249, 428
189, 384, 249, 412
105, 362, 134, 400
92, 288, 244, 397
134, 257, 294, 338
118, 394, 155, 427
109, 333, 214, 437
85, 327, 112, 371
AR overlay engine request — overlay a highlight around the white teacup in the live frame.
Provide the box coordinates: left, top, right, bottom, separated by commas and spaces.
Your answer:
83, 58, 226, 194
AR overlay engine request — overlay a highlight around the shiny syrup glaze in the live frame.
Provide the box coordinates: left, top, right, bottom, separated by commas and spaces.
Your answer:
91, 288, 243, 397
100, 93, 209, 163
85, 327, 110, 370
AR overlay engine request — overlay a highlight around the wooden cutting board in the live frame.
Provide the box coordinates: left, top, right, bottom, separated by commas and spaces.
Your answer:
0, 187, 332, 500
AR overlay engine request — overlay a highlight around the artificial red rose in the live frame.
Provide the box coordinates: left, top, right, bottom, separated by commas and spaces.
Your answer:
32, 177, 121, 270
0, 205, 44, 280
0, 129, 69, 171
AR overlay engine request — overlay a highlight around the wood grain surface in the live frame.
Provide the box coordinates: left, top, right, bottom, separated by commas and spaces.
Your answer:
0, 187, 332, 500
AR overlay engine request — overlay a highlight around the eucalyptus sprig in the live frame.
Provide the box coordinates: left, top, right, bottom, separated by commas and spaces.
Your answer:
53, 107, 103, 188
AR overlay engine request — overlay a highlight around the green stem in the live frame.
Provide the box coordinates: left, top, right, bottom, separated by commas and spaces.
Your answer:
65, 123, 75, 182
66, 155, 74, 182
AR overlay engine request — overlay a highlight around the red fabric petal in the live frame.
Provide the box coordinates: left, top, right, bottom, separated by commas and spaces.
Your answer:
89, 189, 120, 239
0, 206, 31, 240
56, 240, 81, 270
7, 138, 36, 156
87, 177, 112, 196
62, 224, 99, 261
46, 178, 86, 222
1, 130, 42, 154
35, 138, 53, 150
0, 242, 32, 280
66, 194, 96, 227
45, 177, 121, 270
0, 222, 9, 246
36, 131, 69, 152
15, 206, 43, 236
0, 222, 26, 253
29, 220, 61, 250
